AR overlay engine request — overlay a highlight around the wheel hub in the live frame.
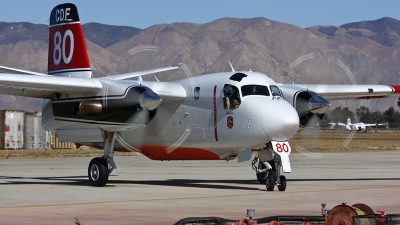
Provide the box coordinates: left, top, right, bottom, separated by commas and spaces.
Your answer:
90, 164, 100, 181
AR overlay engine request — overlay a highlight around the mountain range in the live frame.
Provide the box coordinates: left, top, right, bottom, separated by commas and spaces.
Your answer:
0, 17, 399, 112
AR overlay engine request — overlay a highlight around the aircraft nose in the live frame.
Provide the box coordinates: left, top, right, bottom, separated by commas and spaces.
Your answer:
262, 100, 299, 140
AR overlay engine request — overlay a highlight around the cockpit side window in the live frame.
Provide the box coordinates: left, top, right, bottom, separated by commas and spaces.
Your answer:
223, 84, 241, 109
270, 85, 283, 98
241, 85, 270, 97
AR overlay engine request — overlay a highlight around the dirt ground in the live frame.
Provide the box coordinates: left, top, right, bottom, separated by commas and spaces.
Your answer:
0, 131, 398, 159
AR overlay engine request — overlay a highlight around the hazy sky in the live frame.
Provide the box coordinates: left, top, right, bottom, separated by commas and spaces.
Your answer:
1, 0, 399, 29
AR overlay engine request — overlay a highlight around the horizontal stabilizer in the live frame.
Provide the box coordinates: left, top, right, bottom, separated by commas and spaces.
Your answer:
0, 65, 47, 76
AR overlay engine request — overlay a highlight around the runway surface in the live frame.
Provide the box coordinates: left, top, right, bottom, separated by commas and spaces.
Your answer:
0, 151, 400, 225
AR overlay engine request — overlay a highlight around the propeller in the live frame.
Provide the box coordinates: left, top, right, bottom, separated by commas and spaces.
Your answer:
99, 45, 165, 153
288, 52, 359, 157
99, 44, 195, 155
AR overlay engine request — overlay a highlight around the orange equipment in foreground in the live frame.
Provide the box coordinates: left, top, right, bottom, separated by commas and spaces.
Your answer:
173, 203, 400, 225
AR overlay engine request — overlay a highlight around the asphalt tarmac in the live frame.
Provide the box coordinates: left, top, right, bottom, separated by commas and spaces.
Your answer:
0, 151, 400, 225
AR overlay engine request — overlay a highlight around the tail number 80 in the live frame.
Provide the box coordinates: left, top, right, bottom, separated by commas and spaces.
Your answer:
53, 30, 74, 65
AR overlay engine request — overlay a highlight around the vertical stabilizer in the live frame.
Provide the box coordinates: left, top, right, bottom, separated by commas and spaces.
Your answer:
347, 117, 351, 125
48, 3, 91, 78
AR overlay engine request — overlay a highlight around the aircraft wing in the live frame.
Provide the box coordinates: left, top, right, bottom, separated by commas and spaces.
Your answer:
0, 73, 102, 99
109, 65, 181, 80
0, 64, 182, 99
288, 84, 400, 101
362, 123, 388, 127
329, 122, 346, 126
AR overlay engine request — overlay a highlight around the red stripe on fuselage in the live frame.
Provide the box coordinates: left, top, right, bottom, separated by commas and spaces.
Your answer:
86, 143, 221, 160
213, 85, 218, 141
389, 85, 400, 93
137, 145, 220, 160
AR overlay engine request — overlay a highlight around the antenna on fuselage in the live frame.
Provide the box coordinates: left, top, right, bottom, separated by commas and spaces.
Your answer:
228, 61, 235, 72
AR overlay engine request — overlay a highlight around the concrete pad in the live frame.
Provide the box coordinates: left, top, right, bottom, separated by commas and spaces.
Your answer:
0, 151, 400, 224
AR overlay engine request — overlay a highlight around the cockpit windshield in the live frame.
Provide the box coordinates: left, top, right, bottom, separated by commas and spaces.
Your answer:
241, 85, 270, 97
270, 85, 283, 98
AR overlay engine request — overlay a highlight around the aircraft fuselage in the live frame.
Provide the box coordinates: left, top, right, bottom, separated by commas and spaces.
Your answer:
43, 71, 299, 160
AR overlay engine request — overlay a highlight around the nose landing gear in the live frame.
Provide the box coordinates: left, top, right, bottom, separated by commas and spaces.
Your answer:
252, 143, 289, 192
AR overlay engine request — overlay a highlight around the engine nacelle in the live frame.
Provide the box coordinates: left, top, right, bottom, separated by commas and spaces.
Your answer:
50, 80, 162, 130
295, 91, 327, 128
279, 85, 331, 128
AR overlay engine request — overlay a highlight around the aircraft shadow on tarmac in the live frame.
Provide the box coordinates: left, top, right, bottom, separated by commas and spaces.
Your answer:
0, 176, 399, 190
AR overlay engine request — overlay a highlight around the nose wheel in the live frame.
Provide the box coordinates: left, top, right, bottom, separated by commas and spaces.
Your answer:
253, 142, 290, 192
266, 172, 275, 191
265, 173, 286, 192
277, 175, 286, 191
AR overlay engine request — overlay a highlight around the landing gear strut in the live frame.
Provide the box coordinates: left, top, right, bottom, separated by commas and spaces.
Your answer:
88, 132, 117, 187
252, 143, 287, 191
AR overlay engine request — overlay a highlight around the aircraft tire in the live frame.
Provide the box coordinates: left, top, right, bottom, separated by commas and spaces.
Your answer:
278, 175, 286, 192
266, 173, 275, 191
256, 172, 267, 184
88, 157, 109, 187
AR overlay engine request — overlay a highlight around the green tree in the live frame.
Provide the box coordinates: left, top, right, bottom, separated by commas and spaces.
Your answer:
356, 106, 372, 123
321, 106, 354, 124
384, 107, 400, 128
397, 97, 400, 109
370, 111, 385, 123
326, 106, 355, 124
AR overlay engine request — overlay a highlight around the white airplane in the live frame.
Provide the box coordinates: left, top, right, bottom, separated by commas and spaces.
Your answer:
329, 117, 388, 132
0, 3, 399, 191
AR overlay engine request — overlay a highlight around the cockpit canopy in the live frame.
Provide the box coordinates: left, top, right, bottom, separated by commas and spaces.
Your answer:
222, 72, 283, 110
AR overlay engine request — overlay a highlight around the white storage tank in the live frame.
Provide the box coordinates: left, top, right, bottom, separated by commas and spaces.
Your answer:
24, 112, 52, 150
0, 110, 24, 149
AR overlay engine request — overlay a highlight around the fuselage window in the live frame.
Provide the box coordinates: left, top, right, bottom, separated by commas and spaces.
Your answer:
223, 84, 241, 109
241, 85, 270, 97
194, 87, 200, 100
270, 85, 283, 98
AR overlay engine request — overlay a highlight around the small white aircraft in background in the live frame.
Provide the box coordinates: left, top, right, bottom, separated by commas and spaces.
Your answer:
330, 117, 388, 132
0, 3, 399, 191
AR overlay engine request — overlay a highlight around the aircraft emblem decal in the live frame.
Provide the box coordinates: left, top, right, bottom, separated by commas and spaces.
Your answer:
227, 116, 233, 129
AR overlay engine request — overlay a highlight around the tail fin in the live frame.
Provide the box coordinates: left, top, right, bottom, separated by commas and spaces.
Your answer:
347, 117, 351, 125
48, 3, 91, 78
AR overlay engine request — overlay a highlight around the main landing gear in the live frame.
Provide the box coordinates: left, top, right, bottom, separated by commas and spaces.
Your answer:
88, 132, 117, 187
252, 145, 287, 191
